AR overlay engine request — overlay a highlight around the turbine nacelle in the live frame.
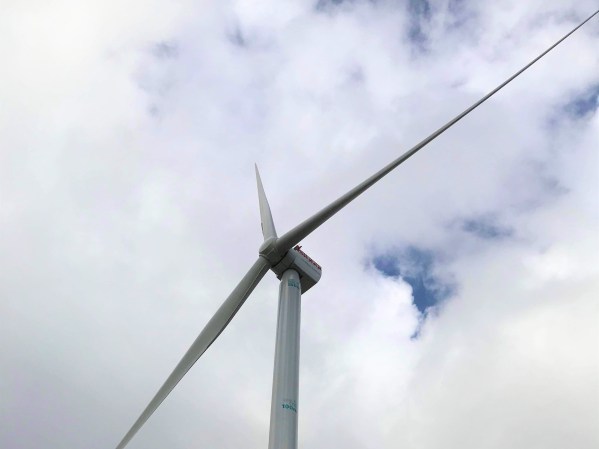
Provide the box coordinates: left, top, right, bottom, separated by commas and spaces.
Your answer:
271, 245, 322, 293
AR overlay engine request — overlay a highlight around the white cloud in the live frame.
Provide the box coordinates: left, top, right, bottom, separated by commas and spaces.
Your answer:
1, 1, 597, 448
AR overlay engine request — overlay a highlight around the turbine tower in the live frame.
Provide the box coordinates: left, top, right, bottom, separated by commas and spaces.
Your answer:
114, 10, 598, 449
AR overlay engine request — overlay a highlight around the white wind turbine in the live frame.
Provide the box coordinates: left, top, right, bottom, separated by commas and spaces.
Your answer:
114, 10, 598, 449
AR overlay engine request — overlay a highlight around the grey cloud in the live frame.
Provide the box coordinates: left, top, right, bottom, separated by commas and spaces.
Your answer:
460, 215, 513, 240
565, 84, 599, 118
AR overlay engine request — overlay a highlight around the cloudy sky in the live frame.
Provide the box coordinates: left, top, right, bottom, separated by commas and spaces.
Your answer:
1, 1, 598, 448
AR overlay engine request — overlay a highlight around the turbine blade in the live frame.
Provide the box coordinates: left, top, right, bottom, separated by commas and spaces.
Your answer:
255, 164, 278, 240
276, 9, 599, 253
115, 256, 270, 449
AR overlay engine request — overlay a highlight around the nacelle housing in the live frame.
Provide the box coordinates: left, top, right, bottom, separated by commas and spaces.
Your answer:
271, 245, 322, 293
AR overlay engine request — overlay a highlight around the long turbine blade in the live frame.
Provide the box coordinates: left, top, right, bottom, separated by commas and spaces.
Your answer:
115, 256, 270, 449
276, 9, 599, 253
255, 164, 278, 240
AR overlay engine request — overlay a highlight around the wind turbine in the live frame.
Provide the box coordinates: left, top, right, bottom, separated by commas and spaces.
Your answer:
114, 10, 598, 449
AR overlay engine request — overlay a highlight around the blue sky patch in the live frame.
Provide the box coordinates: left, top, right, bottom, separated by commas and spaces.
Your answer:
372, 246, 454, 314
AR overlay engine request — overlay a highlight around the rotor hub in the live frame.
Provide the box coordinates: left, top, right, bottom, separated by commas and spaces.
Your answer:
259, 236, 285, 265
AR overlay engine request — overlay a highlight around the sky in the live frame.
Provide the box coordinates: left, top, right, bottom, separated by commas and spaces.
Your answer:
1, 1, 598, 448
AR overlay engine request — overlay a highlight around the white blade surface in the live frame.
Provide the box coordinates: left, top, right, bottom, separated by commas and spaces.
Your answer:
276, 9, 599, 253
114, 256, 271, 449
255, 164, 278, 240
